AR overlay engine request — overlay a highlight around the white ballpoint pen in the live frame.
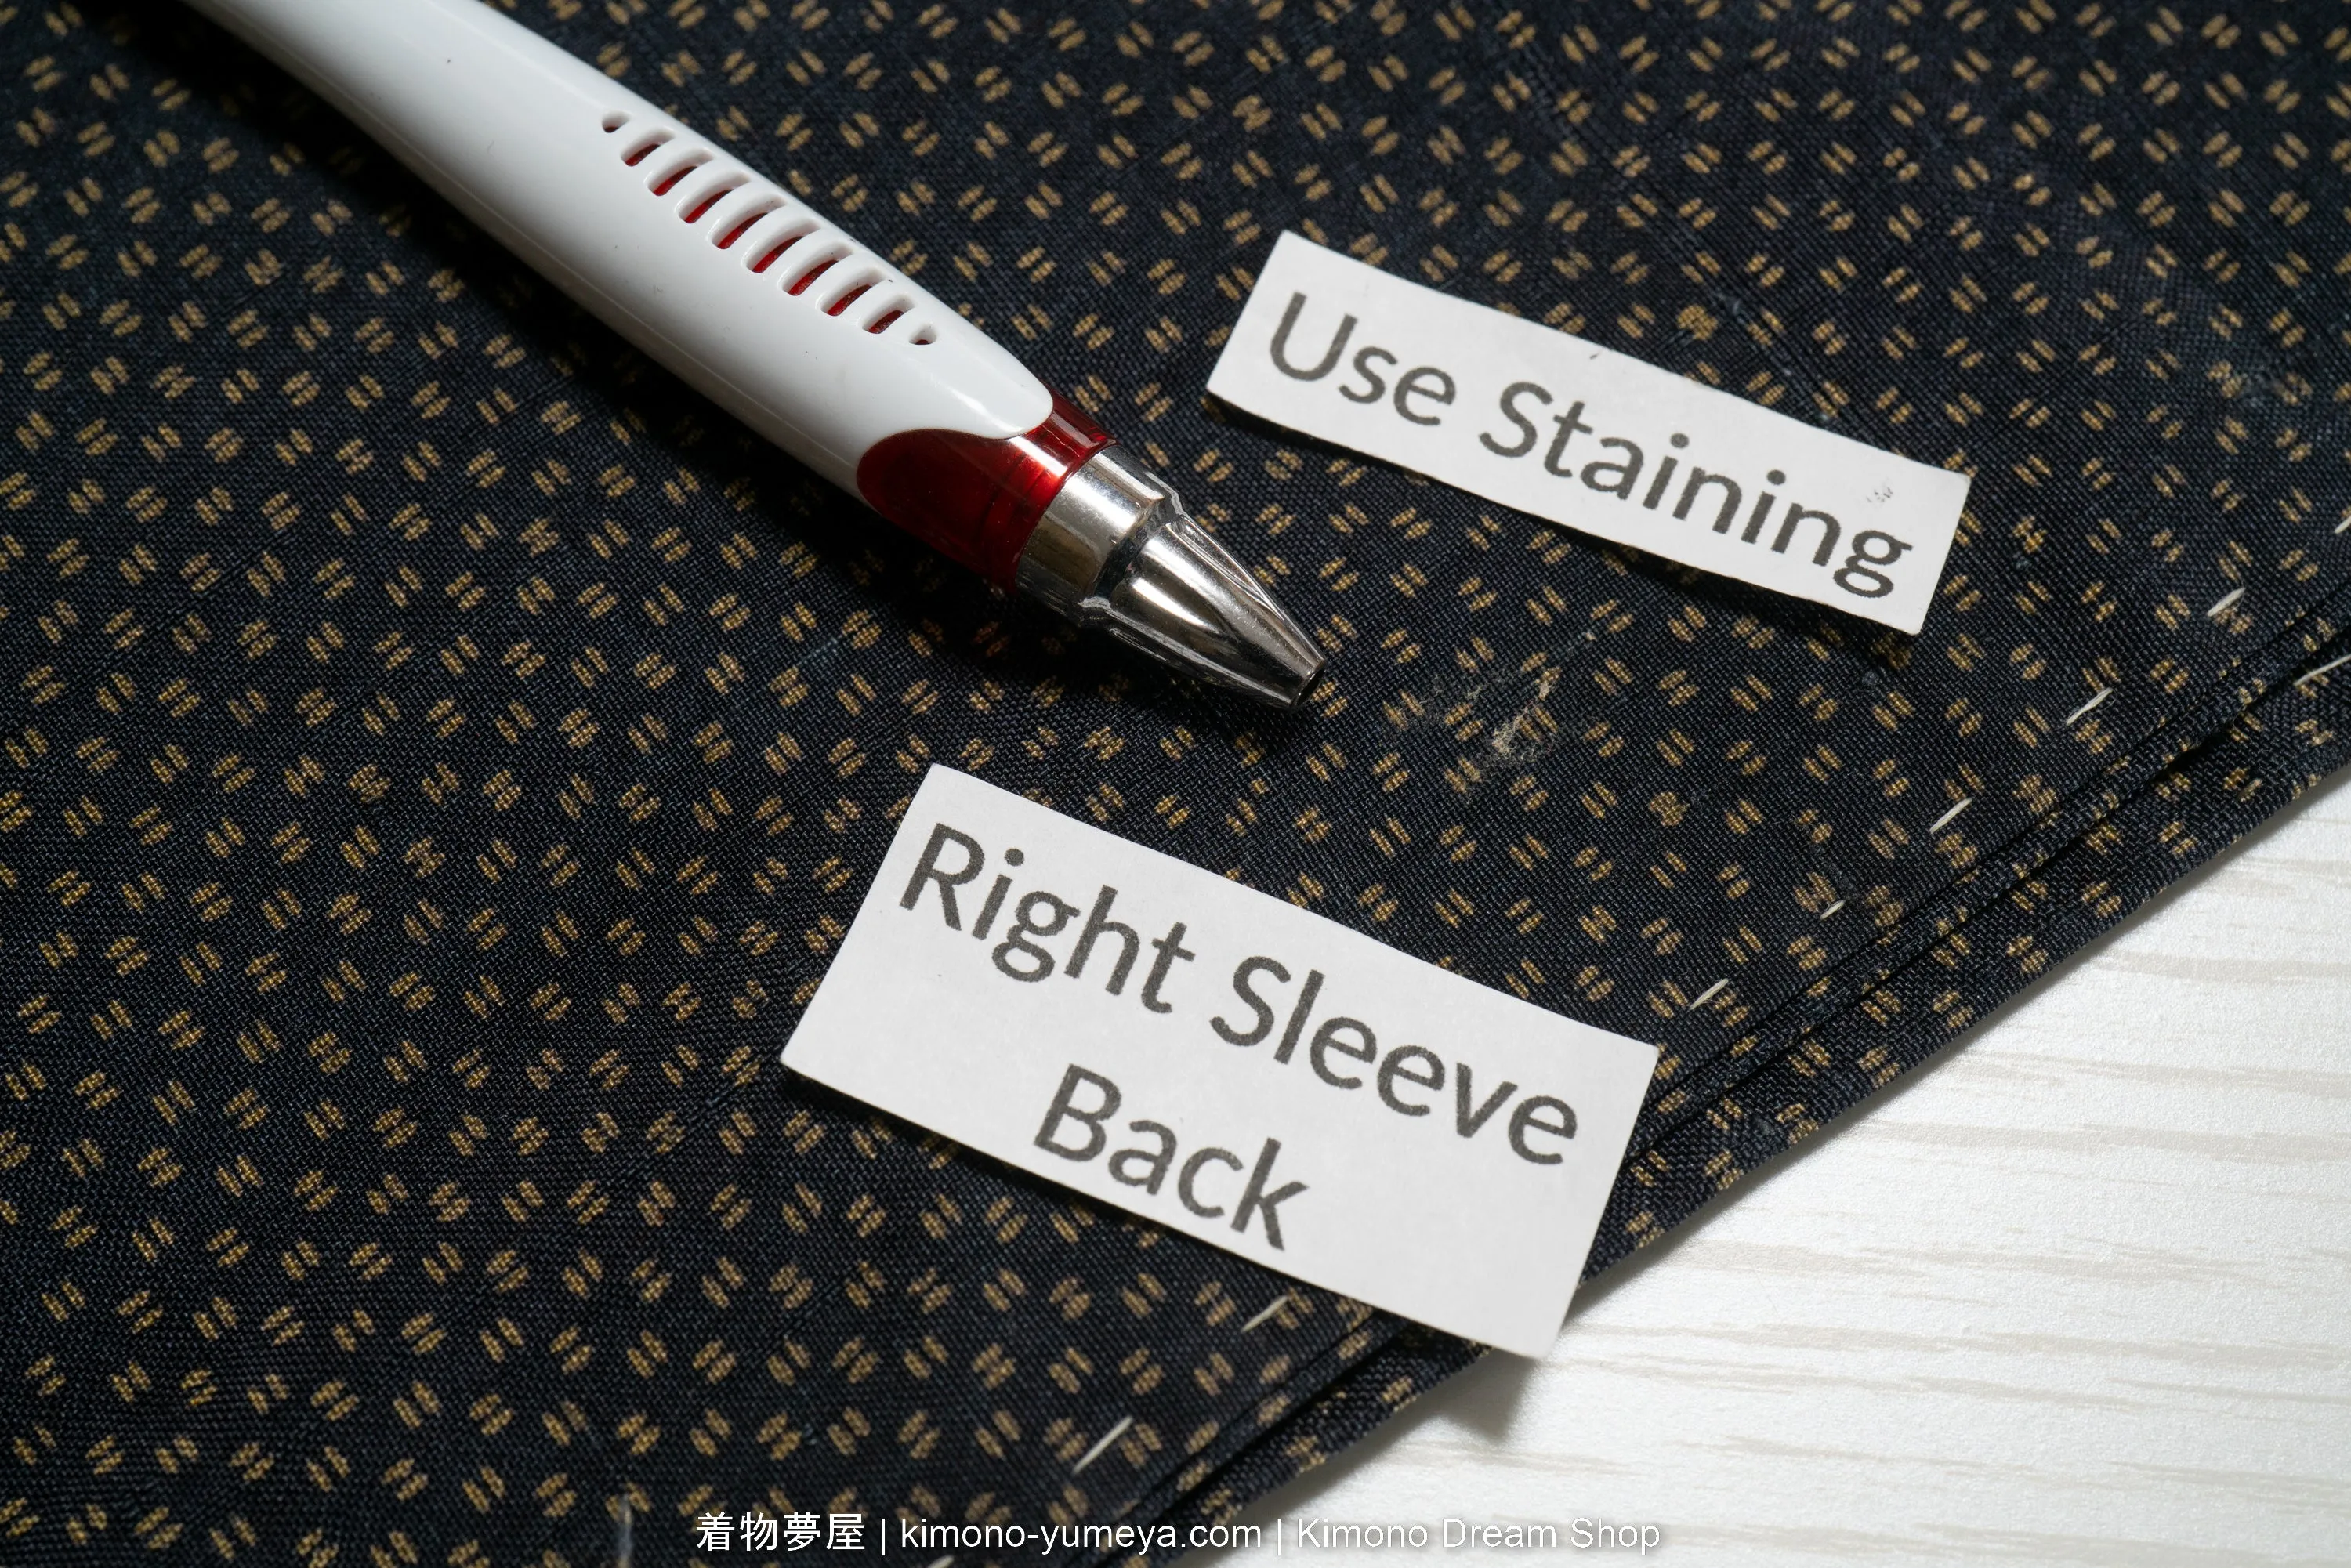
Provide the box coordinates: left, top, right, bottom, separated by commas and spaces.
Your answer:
184, 0, 1325, 705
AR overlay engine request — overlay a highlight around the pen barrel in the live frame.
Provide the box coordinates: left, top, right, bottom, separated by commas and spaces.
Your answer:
187, 0, 1089, 580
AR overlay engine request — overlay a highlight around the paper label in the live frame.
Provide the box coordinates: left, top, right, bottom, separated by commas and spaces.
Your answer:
1208, 232, 1969, 634
781, 766, 1657, 1358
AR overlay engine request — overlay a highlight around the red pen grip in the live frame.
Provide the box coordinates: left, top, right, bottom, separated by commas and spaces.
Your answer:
855, 392, 1110, 588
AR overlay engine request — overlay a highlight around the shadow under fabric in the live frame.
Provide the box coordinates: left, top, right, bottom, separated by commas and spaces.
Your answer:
2, 4, 2346, 1565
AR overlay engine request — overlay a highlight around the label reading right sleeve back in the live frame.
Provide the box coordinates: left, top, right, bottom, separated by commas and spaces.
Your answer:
781, 766, 1659, 1360
1208, 232, 1972, 635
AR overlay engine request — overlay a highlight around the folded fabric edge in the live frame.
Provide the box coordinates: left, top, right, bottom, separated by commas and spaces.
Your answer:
1113, 648, 2351, 1566
1623, 581, 2351, 1170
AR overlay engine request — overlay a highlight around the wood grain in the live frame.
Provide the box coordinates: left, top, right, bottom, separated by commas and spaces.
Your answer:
1200, 772, 2351, 1565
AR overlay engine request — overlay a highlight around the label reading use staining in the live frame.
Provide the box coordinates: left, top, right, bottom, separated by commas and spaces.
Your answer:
1208, 232, 1971, 634
781, 766, 1658, 1358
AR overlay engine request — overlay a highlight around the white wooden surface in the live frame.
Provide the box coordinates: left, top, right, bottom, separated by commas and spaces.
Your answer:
1201, 771, 2351, 1565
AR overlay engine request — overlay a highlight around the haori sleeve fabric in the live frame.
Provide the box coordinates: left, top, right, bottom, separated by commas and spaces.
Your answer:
0, 5, 2345, 1565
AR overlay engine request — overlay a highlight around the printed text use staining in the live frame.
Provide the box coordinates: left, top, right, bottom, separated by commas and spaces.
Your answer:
1267, 291, 1917, 603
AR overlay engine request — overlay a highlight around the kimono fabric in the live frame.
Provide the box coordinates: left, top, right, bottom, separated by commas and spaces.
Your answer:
1, 3, 2347, 1565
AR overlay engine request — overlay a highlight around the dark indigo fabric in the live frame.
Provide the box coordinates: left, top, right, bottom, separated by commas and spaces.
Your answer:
2, 2, 2348, 1564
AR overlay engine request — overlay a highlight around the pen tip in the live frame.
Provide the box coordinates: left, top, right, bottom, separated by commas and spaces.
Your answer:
1102, 505, 1327, 707
1017, 444, 1325, 706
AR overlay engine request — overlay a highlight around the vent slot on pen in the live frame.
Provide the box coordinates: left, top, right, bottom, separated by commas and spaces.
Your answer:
824, 273, 889, 320
714, 201, 779, 250
679, 175, 746, 225
748, 223, 816, 273
604, 109, 933, 345
619, 128, 672, 167
785, 251, 846, 297
648, 150, 712, 196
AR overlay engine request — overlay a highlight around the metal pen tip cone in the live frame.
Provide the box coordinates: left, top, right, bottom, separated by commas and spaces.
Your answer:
1101, 509, 1326, 705
1016, 445, 1326, 706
